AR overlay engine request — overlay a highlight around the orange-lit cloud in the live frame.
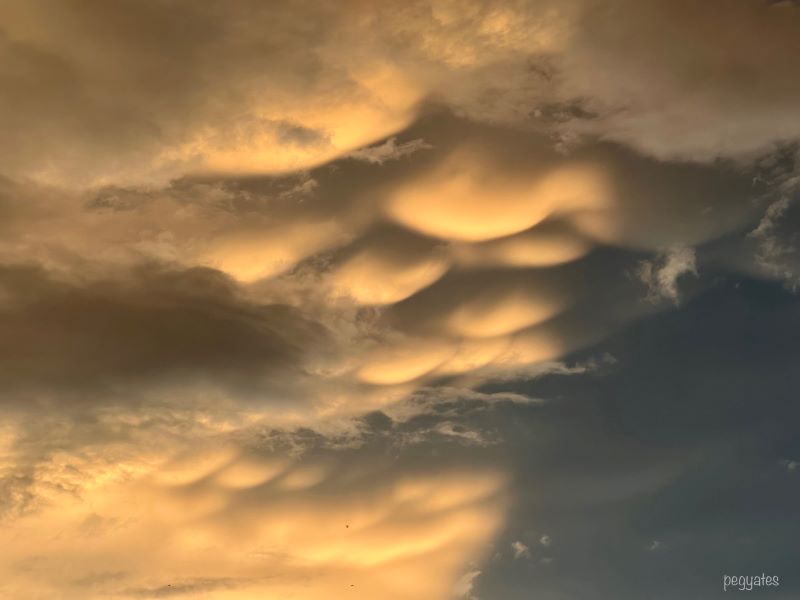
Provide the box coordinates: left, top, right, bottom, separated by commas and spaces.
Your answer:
2, 0, 800, 188
330, 245, 450, 305
452, 225, 592, 269
0, 431, 507, 600
1, 2, 799, 598
386, 148, 610, 242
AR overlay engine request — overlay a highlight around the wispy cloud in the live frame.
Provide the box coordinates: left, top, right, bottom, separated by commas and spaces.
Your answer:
512, 541, 531, 559
454, 569, 482, 599
636, 245, 698, 304
346, 137, 433, 165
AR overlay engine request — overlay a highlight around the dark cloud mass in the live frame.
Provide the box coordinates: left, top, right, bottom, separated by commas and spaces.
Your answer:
0, 1, 799, 599
0, 264, 325, 398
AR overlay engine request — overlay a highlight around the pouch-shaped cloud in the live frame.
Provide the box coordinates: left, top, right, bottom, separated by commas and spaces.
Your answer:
386, 266, 572, 340
453, 221, 592, 268
330, 244, 450, 305
356, 338, 457, 386
0, 116, 761, 420
2, 3, 800, 600
213, 455, 287, 490
0, 2, 426, 186
0, 436, 507, 600
434, 337, 513, 377
202, 220, 348, 282
500, 326, 567, 370
167, 64, 424, 178
445, 287, 565, 338
154, 445, 242, 487
3, 0, 800, 188
153, 445, 287, 491
437, 326, 566, 383
386, 147, 610, 242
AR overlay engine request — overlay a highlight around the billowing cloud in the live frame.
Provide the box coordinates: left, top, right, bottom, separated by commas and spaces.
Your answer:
0, 1, 423, 186
0, 112, 762, 424
4, 0, 800, 188
553, 0, 800, 161
386, 147, 609, 242
0, 424, 508, 600
1, 2, 800, 599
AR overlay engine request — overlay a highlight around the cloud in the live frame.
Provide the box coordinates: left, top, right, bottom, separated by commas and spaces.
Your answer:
0, 0, 563, 186
0, 128, 731, 426
0, 425, 508, 600
452, 223, 592, 269
346, 137, 433, 165
0, 109, 762, 442
750, 197, 792, 243
561, 0, 800, 165
3, 0, 800, 188
2, 4, 800, 597
636, 245, 698, 303
453, 569, 482, 599
0, 263, 329, 405
386, 147, 610, 242
511, 541, 531, 559
0, 1, 426, 186
328, 229, 450, 305
125, 578, 241, 598
748, 194, 799, 291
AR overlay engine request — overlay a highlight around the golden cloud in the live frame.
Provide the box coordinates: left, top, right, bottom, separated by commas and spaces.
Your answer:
0, 435, 507, 600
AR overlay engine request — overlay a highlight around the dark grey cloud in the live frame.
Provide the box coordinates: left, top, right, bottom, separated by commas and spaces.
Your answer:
0, 263, 327, 401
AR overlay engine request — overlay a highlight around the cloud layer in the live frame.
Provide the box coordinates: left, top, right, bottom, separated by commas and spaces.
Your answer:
1, 1, 800, 598
3, 0, 800, 186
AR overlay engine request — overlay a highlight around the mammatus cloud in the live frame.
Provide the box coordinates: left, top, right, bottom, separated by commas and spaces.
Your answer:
0, 409, 508, 600
0, 121, 781, 598
3, 0, 800, 186
1, 1, 800, 599
0, 122, 748, 421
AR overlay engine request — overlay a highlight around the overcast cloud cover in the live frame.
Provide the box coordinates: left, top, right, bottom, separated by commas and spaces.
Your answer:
0, 1, 799, 599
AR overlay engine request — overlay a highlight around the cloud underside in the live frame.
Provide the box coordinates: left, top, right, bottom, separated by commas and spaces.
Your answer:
0, 417, 508, 599
1, 0, 800, 598
1, 0, 799, 186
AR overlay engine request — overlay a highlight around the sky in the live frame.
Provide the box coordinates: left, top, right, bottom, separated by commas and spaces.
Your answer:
1, 1, 799, 599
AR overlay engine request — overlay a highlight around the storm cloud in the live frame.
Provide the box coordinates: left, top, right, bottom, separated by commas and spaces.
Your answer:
1, 1, 799, 599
